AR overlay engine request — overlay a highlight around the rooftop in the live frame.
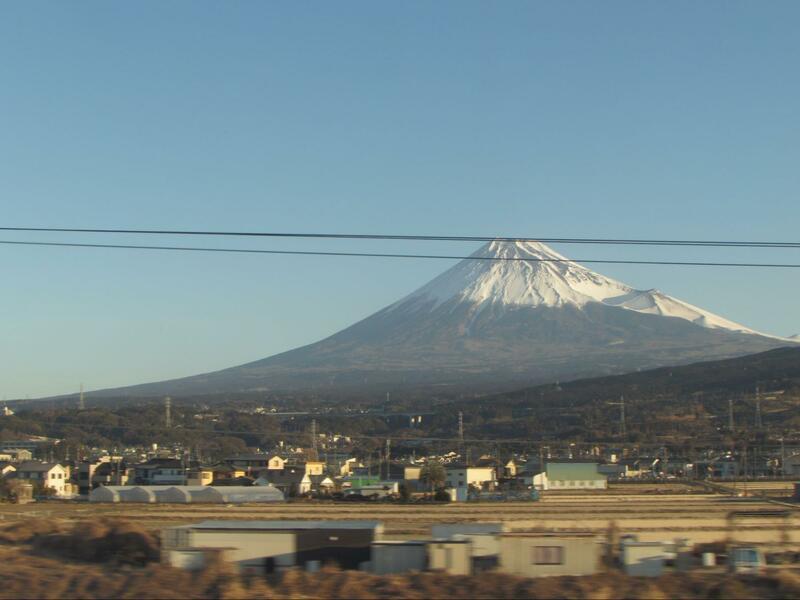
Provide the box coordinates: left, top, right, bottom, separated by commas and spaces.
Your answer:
546, 462, 606, 481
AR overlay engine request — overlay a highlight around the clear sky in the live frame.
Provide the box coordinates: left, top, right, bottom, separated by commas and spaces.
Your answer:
1, 2, 798, 398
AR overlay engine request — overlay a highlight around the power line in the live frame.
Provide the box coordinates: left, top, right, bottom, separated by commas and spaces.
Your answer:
1, 226, 800, 248
2, 239, 800, 268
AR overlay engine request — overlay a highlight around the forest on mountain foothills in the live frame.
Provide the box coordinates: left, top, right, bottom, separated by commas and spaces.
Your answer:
3, 348, 800, 460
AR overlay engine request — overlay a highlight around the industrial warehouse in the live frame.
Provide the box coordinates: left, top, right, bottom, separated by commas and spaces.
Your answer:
160, 519, 732, 578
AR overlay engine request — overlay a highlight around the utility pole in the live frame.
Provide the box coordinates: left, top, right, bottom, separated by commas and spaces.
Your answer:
164, 396, 172, 428
78, 383, 85, 411
311, 419, 318, 453
385, 438, 391, 479
755, 387, 762, 430
781, 437, 786, 478
728, 398, 735, 432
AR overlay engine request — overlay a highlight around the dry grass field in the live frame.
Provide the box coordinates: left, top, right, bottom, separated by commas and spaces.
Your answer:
2, 484, 800, 599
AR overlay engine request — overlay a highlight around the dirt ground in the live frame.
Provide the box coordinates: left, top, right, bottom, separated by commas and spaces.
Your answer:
1, 483, 798, 545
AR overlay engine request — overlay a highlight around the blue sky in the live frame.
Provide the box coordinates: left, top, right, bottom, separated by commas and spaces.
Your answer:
1, 2, 798, 398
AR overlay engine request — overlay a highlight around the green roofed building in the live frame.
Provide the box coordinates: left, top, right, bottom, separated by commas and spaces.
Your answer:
543, 462, 607, 491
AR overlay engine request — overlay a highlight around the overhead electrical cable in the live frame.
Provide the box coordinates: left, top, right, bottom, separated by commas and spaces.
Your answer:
1, 239, 800, 268
1, 226, 800, 248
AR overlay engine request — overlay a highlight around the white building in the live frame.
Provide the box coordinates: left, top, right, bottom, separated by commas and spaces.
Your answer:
13, 461, 72, 497
539, 462, 607, 491
445, 466, 496, 490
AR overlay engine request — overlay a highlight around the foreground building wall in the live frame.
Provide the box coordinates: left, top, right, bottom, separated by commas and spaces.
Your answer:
499, 534, 600, 577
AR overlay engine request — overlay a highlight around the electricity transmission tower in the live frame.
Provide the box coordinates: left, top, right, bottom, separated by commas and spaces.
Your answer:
607, 396, 626, 437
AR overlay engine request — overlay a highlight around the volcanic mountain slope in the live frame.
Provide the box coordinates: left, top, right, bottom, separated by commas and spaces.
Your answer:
89, 241, 794, 397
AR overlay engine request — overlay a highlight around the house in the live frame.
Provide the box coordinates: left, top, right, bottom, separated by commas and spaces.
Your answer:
0, 461, 16, 477
303, 460, 325, 476
225, 454, 269, 474
91, 460, 130, 488
403, 465, 422, 481
77, 458, 128, 494
186, 468, 214, 486
256, 466, 308, 496
499, 532, 600, 577
541, 462, 607, 491
445, 465, 496, 490
504, 460, 519, 478
207, 464, 246, 482
308, 475, 335, 494
162, 520, 382, 572
4, 449, 33, 462
266, 455, 286, 470
12, 461, 73, 497
134, 458, 186, 485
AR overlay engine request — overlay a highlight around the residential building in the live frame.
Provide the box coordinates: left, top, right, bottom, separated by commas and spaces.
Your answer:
77, 457, 128, 494
266, 455, 286, 470
4, 449, 33, 462
12, 461, 72, 497
225, 454, 269, 474
186, 468, 214, 486
445, 465, 496, 490
0, 461, 17, 477
134, 458, 186, 485
256, 466, 308, 496
304, 460, 325, 476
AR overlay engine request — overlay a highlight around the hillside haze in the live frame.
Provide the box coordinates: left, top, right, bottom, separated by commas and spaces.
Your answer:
86, 241, 792, 398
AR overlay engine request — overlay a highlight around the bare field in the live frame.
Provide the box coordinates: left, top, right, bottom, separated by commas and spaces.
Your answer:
2, 484, 799, 547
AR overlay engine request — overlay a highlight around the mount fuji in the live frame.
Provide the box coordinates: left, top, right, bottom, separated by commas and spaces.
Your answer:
90, 240, 794, 397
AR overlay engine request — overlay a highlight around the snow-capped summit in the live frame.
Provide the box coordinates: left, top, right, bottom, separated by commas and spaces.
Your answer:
87, 239, 795, 397
396, 240, 632, 309
396, 240, 766, 337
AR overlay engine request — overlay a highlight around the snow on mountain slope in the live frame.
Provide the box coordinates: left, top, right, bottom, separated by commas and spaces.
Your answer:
394, 240, 769, 337
82, 239, 794, 398
602, 289, 762, 335
395, 240, 633, 308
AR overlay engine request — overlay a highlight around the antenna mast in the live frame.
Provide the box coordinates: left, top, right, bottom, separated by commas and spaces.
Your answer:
78, 383, 85, 411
